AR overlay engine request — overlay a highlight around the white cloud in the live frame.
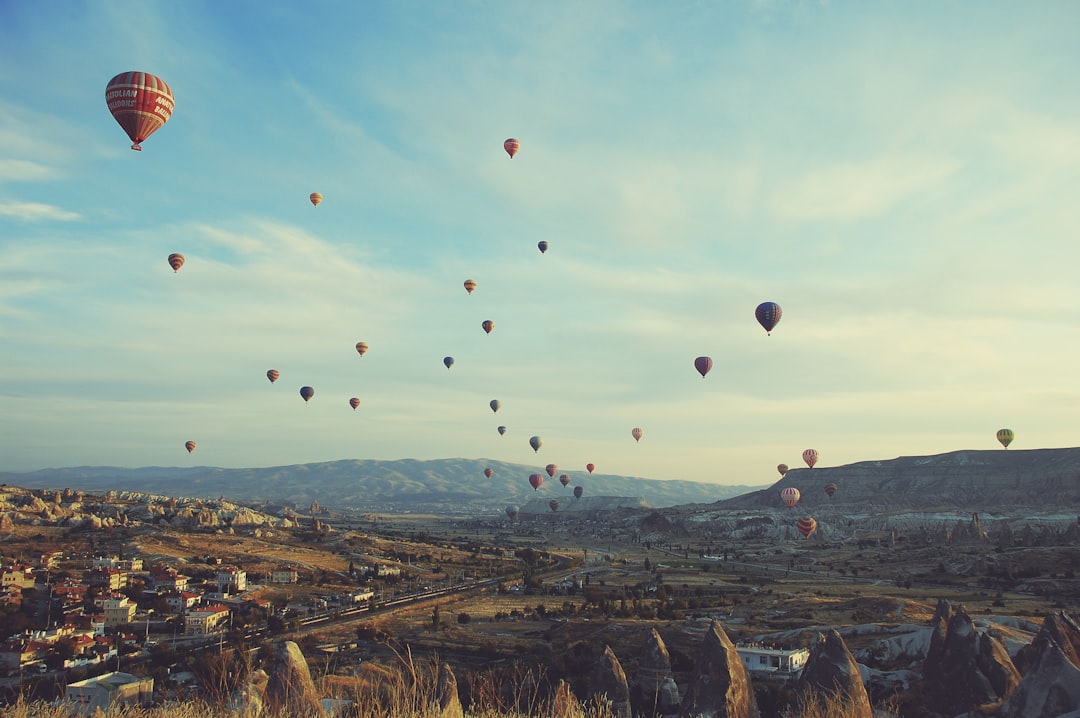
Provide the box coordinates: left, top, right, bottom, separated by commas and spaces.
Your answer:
0, 201, 79, 221
0, 160, 58, 183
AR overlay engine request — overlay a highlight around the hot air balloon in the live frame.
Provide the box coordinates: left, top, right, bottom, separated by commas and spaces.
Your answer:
529, 473, 544, 490
545, 464, 558, 478
505, 505, 518, 520
309, 192, 323, 207
464, 279, 477, 295
996, 429, 1014, 449
586, 463, 595, 474
755, 302, 782, 335
559, 474, 570, 487
490, 399, 501, 413
538, 241, 549, 254
824, 483, 837, 498
484, 468, 494, 478
780, 487, 800, 509
168, 253, 184, 273
549, 499, 560, 512
105, 71, 174, 151
355, 342, 369, 357
802, 449, 819, 469
694, 356, 713, 378
777, 464, 789, 476
184, 440, 196, 454
504, 138, 520, 158
796, 517, 817, 539
573, 485, 583, 499
632, 427, 643, 442
443, 356, 454, 369
300, 386, 314, 402
529, 435, 543, 452
497, 425, 507, 435
349, 397, 360, 410
266, 369, 280, 383
482, 320, 494, 334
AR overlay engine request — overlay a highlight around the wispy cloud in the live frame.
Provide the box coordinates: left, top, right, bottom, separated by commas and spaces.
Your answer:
0, 202, 80, 221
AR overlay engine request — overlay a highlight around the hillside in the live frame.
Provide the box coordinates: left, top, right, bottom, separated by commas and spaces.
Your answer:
0, 458, 757, 514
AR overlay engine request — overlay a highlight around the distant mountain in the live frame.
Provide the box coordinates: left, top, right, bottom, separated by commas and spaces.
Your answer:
719, 448, 1080, 513
0, 458, 759, 515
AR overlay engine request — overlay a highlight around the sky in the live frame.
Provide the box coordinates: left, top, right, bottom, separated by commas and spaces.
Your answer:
2, 1, 1079, 487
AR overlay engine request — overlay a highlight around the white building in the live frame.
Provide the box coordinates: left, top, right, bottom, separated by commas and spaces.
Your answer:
736, 645, 810, 675
216, 566, 247, 594
64, 672, 153, 715
185, 605, 230, 636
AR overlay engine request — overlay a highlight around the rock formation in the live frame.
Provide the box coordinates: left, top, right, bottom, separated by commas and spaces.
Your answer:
796, 629, 872, 718
633, 628, 679, 717
264, 640, 324, 717
1014, 611, 1080, 674
680, 621, 759, 718
923, 606, 1021, 714
590, 645, 632, 718
435, 662, 462, 718
1000, 632, 1080, 718
549, 679, 585, 718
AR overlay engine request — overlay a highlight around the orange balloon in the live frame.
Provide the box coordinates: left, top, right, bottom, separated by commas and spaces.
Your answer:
355, 342, 369, 356
309, 192, 323, 207
167, 253, 184, 273
184, 440, 196, 454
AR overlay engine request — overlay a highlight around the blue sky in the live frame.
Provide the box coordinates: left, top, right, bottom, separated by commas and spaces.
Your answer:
2, 1, 1079, 486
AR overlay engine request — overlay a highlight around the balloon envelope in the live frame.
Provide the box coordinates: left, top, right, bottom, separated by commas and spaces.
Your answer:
796, 517, 818, 539
694, 356, 713, 378
802, 449, 819, 469
300, 386, 314, 402
529, 473, 544, 490
573, 486, 583, 499
349, 397, 360, 410
586, 463, 595, 474
632, 427, 643, 442
559, 474, 570, 487
105, 71, 174, 150
777, 464, 789, 476
484, 468, 494, 478
184, 440, 196, 454
505, 505, 518, 520
780, 487, 800, 508
497, 425, 507, 435
824, 483, 837, 498
482, 320, 494, 334
464, 279, 477, 295
529, 435, 543, 452
504, 138, 520, 158
545, 463, 557, 477
355, 342, 369, 356
309, 192, 322, 207
266, 369, 280, 383
755, 301, 782, 334
490, 399, 501, 413
549, 499, 560, 512
996, 429, 1014, 448
538, 241, 549, 254
168, 253, 184, 272
443, 356, 454, 369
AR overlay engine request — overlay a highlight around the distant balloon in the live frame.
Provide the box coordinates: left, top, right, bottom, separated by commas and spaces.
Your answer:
484, 467, 494, 478
497, 425, 507, 435
105, 71, 174, 151
482, 320, 494, 334
167, 253, 184, 273
780, 487, 801, 509
184, 440, 196, 454
266, 369, 280, 384
309, 192, 323, 207
490, 399, 501, 413
996, 429, 1014, 449
529, 435, 543, 452
355, 342, 369, 357
505, 505, 518, 520
802, 449, 819, 469
755, 301, 782, 335
545, 464, 558, 478
586, 463, 595, 474
559, 474, 570, 487
824, 483, 837, 498
694, 356, 713, 378
549, 499, 560, 512
504, 138, 520, 158
464, 279, 477, 295
529, 473, 544, 490
349, 397, 360, 410
443, 356, 454, 369
300, 386, 314, 402
777, 464, 789, 477
573, 485, 583, 499
538, 240, 549, 254
796, 517, 818, 539
632, 427, 643, 442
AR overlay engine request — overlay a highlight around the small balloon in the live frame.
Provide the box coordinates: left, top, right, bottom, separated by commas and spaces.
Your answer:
300, 386, 314, 402
355, 342, 369, 357
349, 397, 360, 410
694, 356, 713, 378
780, 487, 800, 509
824, 483, 837, 498
777, 464, 789, 476
549, 499, 560, 512
632, 427, 643, 442
505, 505, 518, 520
105, 71, 174, 151
755, 301, 782, 335
529, 473, 544, 490
504, 138, 520, 158
168, 253, 184, 273
996, 429, 1014, 449
586, 463, 595, 474
546, 464, 558, 478
559, 474, 570, 487
309, 192, 323, 207
482, 319, 494, 334
796, 517, 818, 539
802, 449, 819, 469
490, 399, 501, 413
184, 440, 196, 454
538, 240, 549, 254
443, 356, 454, 369
484, 467, 494, 478
266, 369, 280, 384
464, 279, 477, 295
497, 425, 507, 435
573, 485, 583, 499
530, 435, 543, 452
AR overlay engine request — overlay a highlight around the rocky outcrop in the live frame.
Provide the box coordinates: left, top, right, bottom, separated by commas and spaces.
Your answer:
1015, 611, 1080, 674
1001, 634, 1080, 718
680, 621, 759, 718
590, 645, 632, 718
228, 667, 269, 715
435, 662, 462, 718
633, 628, 679, 717
549, 679, 584, 718
923, 606, 1021, 714
0, 512, 13, 533
797, 629, 872, 718
264, 640, 324, 717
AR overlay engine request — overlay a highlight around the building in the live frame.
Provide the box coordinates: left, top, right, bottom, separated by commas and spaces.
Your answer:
164, 591, 201, 613
215, 566, 247, 594
185, 605, 230, 636
270, 567, 298, 584
150, 567, 189, 592
1, 565, 35, 591
38, 550, 63, 569
102, 596, 136, 627
89, 567, 128, 591
64, 672, 153, 715
736, 644, 810, 676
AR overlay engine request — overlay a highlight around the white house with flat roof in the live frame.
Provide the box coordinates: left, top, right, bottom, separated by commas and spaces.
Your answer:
736, 644, 810, 676
64, 672, 153, 715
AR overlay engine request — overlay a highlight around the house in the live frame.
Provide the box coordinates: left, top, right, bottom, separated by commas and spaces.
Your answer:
164, 591, 201, 613
0, 638, 52, 673
270, 567, 298, 584
376, 564, 401, 577
184, 605, 230, 636
64, 672, 153, 715
102, 596, 136, 627
215, 566, 247, 594
89, 567, 128, 592
1, 565, 35, 591
38, 550, 63, 569
150, 567, 189, 592
736, 644, 810, 676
